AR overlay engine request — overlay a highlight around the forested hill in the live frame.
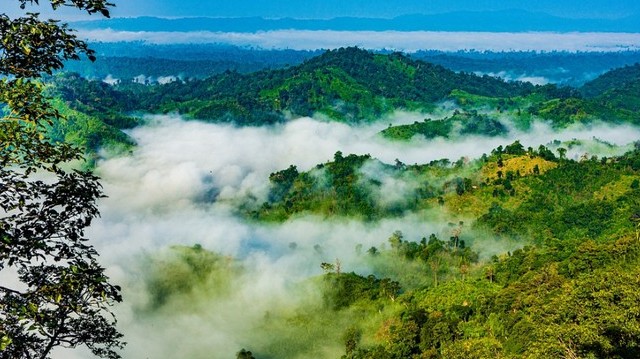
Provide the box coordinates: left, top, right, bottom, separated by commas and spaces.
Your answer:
102, 47, 535, 124
290, 47, 533, 101
580, 63, 640, 98
45, 48, 640, 153
580, 63, 640, 113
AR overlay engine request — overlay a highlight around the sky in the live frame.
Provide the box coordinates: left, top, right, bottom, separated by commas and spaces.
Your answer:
4, 0, 640, 20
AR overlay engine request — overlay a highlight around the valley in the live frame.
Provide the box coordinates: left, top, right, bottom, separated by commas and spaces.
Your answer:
46, 46, 640, 358
3, 11, 640, 355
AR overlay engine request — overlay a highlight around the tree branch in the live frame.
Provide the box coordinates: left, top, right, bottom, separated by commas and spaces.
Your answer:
0, 284, 23, 295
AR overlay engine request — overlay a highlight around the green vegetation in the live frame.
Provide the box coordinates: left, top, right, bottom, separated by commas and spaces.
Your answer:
40, 48, 640, 155
46, 98, 135, 158
221, 142, 640, 358
46, 47, 538, 127
596, 78, 640, 114
30, 47, 640, 162
254, 140, 640, 242
1, 2, 124, 359
146, 149, 640, 358
251, 152, 465, 221
44, 72, 141, 158
9, 36, 640, 359
580, 63, 640, 98
254, 153, 392, 221
380, 110, 508, 141
141, 245, 242, 311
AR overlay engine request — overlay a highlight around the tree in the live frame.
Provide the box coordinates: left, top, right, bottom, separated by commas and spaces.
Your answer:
236, 348, 256, 359
557, 147, 567, 160
504, 140, 525, 156
1, 1, 124, 359
320, 262, 336, 273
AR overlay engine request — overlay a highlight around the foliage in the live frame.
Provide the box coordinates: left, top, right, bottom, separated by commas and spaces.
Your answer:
333, 144, 640, 358
7, 29, 640, 358
413, 50, 640, 87
1, 1, 123, 358
236, 348, 256, 359
580, 63, 640, 98
252, 152, 443, 221
38, 48, 640, 145
596, 78, 640, 114
380, 110, 508, 141
46, 98, 136, 158
61, 47, 535, 125
322, 272, 400, 310
237, 138, 640, 358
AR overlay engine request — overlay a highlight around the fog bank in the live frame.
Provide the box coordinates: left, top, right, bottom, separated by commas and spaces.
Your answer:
79, 29, 640, 52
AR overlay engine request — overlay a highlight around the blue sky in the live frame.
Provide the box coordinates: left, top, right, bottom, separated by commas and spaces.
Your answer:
5, 0, 640, 20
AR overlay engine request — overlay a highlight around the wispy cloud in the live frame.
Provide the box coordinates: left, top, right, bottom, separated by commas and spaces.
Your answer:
475, 71, 552, 85
78, 29, 640, 51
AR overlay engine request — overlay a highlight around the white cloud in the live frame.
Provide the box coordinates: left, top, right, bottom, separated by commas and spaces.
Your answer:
78, 29, 640, 52
475, 71, 552, 85
102, 74, 120, 85
157, 75, 178, 84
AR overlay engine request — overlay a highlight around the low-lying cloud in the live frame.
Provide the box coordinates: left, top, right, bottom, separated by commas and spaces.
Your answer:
63, 113, 640, 359
475, 71, 552, 85
78, 29, 640, 52
89, 113, 640, 265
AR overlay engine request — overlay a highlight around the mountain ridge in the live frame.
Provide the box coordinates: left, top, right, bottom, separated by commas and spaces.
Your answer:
124, 47, 534, 124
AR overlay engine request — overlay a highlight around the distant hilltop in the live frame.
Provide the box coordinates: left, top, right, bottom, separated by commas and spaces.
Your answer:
71, 10, 640, 33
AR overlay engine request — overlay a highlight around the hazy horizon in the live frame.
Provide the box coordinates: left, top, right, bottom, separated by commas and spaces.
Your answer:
5, 0, 640, 20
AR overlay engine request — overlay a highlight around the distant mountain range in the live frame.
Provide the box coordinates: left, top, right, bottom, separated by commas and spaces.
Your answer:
72, 10, 640, 33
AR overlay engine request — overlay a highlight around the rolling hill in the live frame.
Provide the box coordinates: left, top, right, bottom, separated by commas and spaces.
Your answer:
115, 47, 534, 124
45, 48, 640, 151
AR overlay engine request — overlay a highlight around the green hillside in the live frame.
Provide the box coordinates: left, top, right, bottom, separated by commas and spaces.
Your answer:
380, 110, 508, 141
134, 142, 640, 359
580, 63, 640, 98
41, 73, 142, 162
46, 98, 136, 158
575, 63, 640, 121
52, 47, 535, 126
252, 152, 425, 221
382, 79, 640, 140
128, 49, 638, 128
252, 141, 640, 235
596, 78, 640, 113
228, 142, 640, 358
44, 49, 640, 150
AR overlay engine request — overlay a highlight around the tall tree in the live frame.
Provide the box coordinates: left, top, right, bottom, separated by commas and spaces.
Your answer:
1, 1, 124, 359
